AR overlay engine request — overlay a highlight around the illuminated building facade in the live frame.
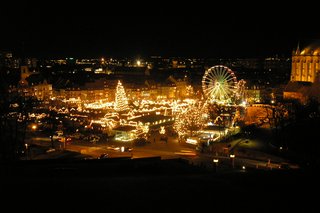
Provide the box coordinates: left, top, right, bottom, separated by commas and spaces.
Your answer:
290, 45, 320, 83
31, 80, 52, 100
284, 43, 320, 103
16, 66, 53, 100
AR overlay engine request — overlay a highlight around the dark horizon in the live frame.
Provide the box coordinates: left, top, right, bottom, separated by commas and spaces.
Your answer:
2, 8, 320, 59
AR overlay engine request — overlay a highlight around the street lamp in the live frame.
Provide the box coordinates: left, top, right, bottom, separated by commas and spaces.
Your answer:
213, 158, 219, 172
230, 154, 235, 168
31, 124, 37, 130
25, 143, 28, 160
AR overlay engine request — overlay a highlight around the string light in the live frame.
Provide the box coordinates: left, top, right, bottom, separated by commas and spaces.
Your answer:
114, 80, 129, 112
174, 101, 208, 137
159, 126, 165, 134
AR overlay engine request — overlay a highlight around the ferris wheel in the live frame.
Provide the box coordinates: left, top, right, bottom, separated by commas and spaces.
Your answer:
202, 65, 238, 104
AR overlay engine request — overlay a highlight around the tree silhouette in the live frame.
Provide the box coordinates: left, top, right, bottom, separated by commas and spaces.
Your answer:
48, 109, 58, 148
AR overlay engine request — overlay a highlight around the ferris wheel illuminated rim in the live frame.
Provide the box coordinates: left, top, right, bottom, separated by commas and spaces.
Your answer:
202, 65, 238, 103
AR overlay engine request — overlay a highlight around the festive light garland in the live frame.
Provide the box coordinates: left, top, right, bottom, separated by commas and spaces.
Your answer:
114, 80, 129, 112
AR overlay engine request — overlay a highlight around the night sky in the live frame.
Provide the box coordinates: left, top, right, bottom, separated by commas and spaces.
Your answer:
1, 3, 319, 58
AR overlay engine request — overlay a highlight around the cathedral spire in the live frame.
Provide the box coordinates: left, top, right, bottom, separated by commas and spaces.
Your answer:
295, 42, 301, 55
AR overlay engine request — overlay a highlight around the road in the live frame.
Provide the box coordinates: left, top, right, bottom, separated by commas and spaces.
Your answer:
26, 131, 298, 171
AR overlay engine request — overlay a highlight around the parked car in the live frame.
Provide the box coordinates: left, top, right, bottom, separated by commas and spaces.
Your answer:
98, 153, 109, 159
124, 147, 133, 152
133, 138, 150, 146
106, 145, 120, 151
70, 133, 84, 139
55, 130, 64, 136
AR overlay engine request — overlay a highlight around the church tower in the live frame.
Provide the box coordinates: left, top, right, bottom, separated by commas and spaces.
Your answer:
19, 65, 31, 86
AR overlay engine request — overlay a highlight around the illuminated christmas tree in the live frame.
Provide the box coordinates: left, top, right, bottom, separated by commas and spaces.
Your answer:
114, 80, 129, 112
174, 101, 208, 137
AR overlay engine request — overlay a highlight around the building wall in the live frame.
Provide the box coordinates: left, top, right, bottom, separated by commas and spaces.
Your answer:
175, 81, 187, 99
15, 82, 53, 101
20, 66, 31, 85
157, 86, 176, 99
246, 89, 261, 103
283, 91, 308, 104
32, 83, 53, 100
55, 88, 115, 102
291, 53, 320, 83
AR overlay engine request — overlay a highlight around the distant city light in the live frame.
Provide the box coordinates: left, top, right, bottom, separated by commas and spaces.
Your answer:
136, 60, 141, 66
